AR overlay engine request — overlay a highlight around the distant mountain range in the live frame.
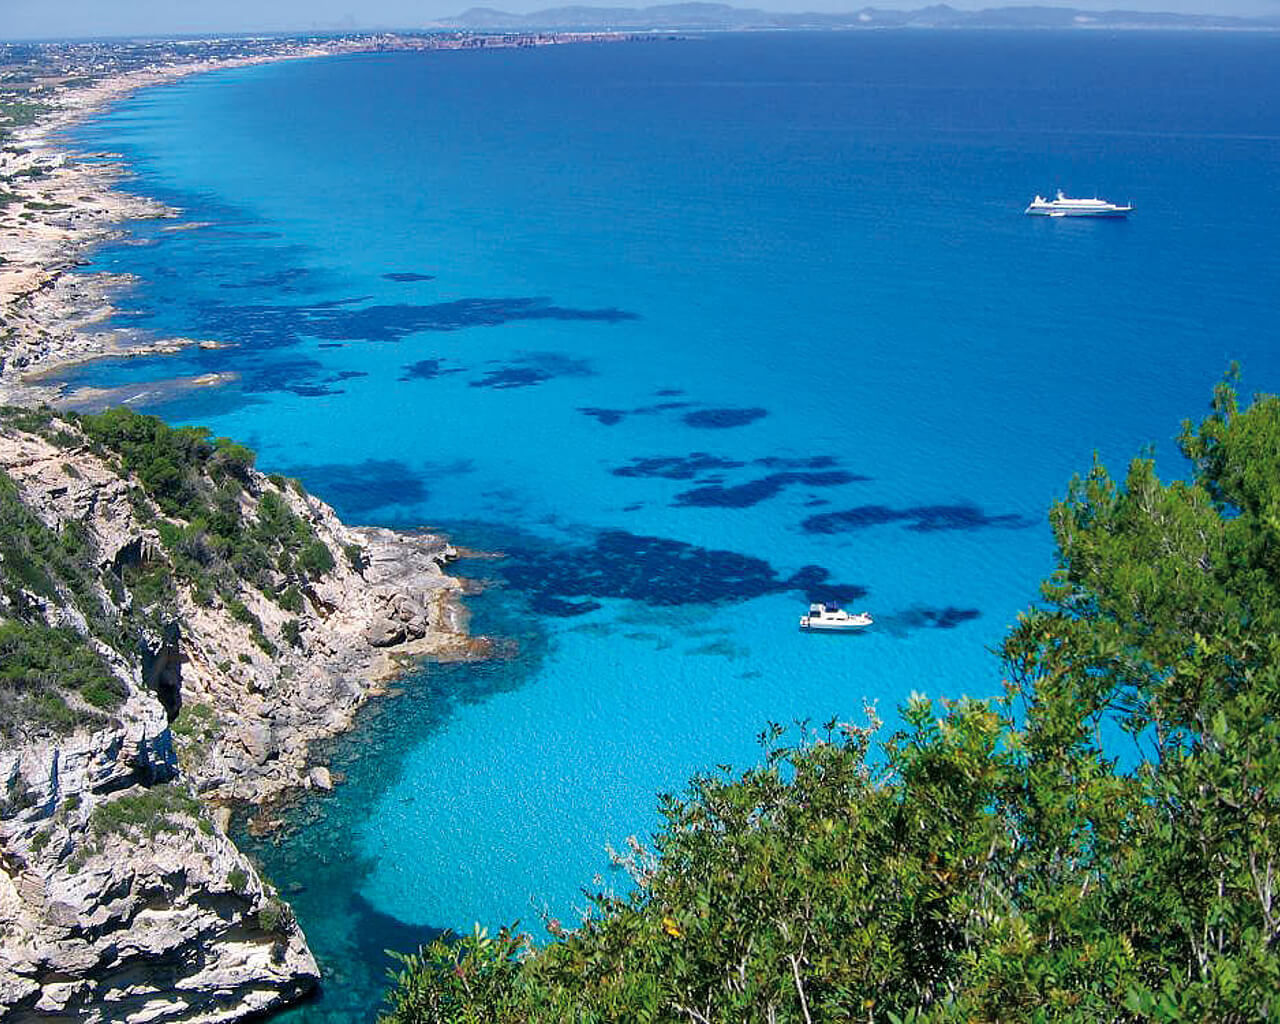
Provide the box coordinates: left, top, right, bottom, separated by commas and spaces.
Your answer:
431, 3, 1280, 31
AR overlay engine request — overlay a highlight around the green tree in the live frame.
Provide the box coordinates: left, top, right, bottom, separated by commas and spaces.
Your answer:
377, 375, 1280, 1023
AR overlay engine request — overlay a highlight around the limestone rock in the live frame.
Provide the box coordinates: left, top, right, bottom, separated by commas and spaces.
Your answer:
0, 689, 318, 1022
0, 419, 476, 1022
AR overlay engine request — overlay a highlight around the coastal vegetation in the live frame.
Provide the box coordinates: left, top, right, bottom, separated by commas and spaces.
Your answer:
379, 373, 1280, 1022
0, 455, 127, 738
87, 782, 204, 842
0, 97, 49, 150
75, 406, 337, 612
0, 405, 338, 739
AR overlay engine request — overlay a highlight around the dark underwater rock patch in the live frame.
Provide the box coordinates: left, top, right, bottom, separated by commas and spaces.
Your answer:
220, 267, 312, 290
633, 401, 694, 415
237, 356, 324, 394
682, 407, 768, 430
496, 529, 864, 617
579, 407, 628, 426
470, 367, 549, 389
756, 455, 841, 470
383, 272, 436, 282
305, 298, 638, 343
239, 358, 367, 398
276, 459, 428, 517
400, 358, 466, 382
469, 352, 595, 391
673, 470, 861, 509
190, 295, 637, 350
610, 453, 868, 508
612, 453, 747, 480
802, 503, 1033, 535
877, 605, 982, 636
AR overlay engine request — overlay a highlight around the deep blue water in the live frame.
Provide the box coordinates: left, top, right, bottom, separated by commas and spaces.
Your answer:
64, 31, 1280, 1021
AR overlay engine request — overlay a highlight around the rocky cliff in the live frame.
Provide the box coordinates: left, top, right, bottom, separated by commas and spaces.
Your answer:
0, 407, 479, 1021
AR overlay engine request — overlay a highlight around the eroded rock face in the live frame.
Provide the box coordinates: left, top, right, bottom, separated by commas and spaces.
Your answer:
0, 423, 479, 807
0, 691, 319, 1022
0, 420, 480, 1021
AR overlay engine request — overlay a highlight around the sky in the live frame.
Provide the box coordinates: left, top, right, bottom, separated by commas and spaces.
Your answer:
1, 0, 1277, 43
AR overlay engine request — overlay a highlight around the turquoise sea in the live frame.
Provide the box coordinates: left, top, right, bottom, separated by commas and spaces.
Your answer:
63, 31, 1280, 1021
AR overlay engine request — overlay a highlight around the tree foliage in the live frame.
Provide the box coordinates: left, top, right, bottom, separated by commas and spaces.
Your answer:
379, 373, 1280, 1023
75, 406, 338, 609
0, 406, 343, 738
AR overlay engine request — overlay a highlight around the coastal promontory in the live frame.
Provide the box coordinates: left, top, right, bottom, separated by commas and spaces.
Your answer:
0, 406, 478, 1021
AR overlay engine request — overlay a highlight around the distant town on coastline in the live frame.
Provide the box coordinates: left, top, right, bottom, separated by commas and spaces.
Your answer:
1, 2, 1278, 41
431, 2, 1280, 31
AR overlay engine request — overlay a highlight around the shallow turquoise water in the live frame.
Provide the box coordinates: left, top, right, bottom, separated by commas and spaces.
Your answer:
64, 31, 1280, 1020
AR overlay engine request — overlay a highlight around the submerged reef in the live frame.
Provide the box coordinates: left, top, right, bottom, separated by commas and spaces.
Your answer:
496, 527, 865, 617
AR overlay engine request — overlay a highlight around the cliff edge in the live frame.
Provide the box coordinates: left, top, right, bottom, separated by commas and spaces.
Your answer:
0, 405, 479, 1022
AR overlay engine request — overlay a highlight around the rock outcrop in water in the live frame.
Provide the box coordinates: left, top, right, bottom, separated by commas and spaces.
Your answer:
0, 409, 478, 1021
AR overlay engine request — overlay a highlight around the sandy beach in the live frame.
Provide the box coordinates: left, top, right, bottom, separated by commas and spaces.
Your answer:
0, 46, 339, 406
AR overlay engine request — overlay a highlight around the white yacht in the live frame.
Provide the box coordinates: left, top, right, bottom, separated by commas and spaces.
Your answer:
1025, 190, 1132, 217
799, 603, 873, 632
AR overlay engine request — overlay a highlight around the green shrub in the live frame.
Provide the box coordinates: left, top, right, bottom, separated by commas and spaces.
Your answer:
122, 561, 175, 610
379, 375, 1280, 1024
278, 585, 303, 613
343, 542, 368, 573
0, 469, 119, 654
172, 702, 218, 742
226, 598, 258, 627
89, 783, 202, 842
0, 774, 36, 817
281, 619, 302, 648
210, 438, 255, 485
297, 539, 335, 579
257, 896, 291, 935
68, 409, 338, 605
227, 867, 248, 893
0, 621, 125, 738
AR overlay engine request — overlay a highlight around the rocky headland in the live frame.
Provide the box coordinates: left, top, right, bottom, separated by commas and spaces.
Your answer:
0, 407, 481, 1021
0, 33, 640, 1020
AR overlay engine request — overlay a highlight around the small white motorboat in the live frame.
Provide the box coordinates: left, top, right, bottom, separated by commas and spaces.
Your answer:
799, 603, 873, 631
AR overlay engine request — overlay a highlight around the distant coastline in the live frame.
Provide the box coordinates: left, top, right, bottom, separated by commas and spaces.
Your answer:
430, 2, 1280, 33
0, 31, 649, 409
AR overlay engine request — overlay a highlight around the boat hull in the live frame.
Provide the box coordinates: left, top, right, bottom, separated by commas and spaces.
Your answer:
1026, 207, 1130, 218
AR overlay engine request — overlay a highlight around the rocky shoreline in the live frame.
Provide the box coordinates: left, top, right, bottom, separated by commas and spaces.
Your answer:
0, 38, 519, 1021
0, 41, 377, 408
0, 412, 487, 1021
0, 31, 646, 409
